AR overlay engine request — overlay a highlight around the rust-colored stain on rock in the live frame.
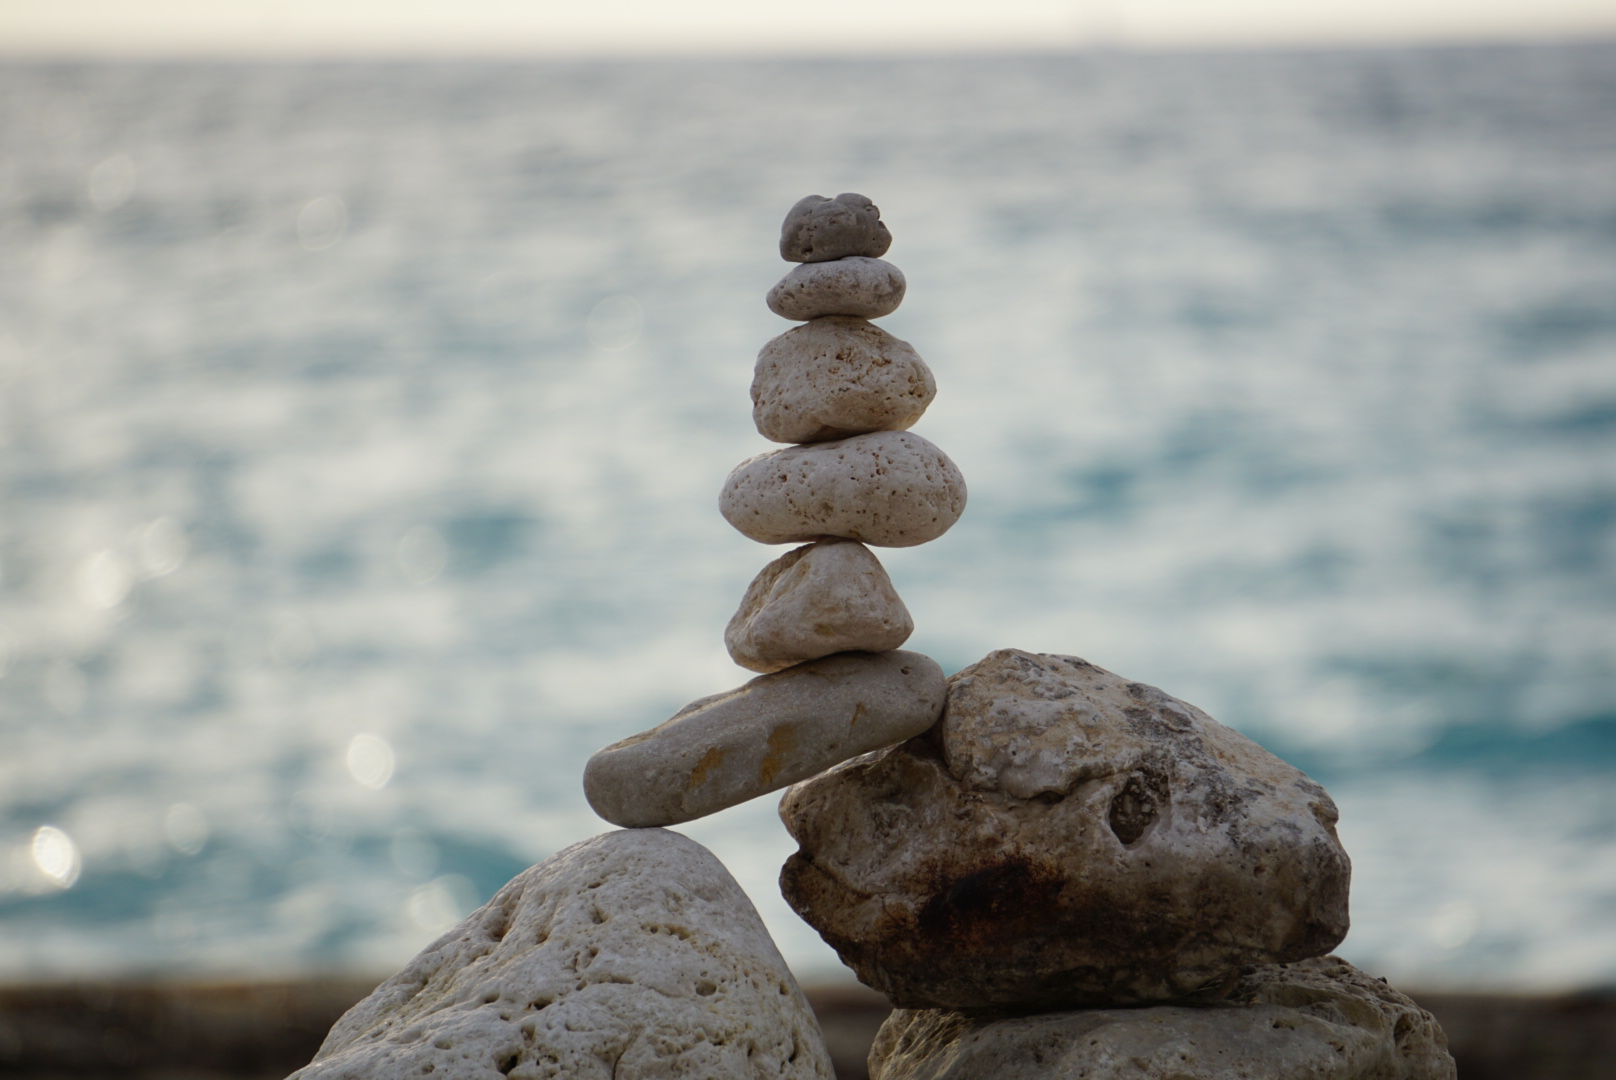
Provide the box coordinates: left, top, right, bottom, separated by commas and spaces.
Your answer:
759, 723, 800, 787
689, 746, 727, 790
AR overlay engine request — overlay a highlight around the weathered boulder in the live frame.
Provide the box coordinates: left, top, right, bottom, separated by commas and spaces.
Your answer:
779, 649, 1351, 1010
868, 956, 1454, 1080
727, 539, 913, 673
753, 317, 935, 444
293, 829, 833, 1080
780, 193, 893, 263
720, 431, 966, 548
768, 257, 906, 321
585, 650, 946, 828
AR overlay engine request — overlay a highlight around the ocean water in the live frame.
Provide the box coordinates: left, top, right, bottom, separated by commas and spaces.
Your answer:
1, 46, 1614, 991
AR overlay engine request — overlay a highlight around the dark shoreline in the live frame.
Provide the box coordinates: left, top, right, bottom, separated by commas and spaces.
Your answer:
1, 978, 1612, 1080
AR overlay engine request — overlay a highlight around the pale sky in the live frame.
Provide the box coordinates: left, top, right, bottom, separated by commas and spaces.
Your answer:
2, 0, 1614, 56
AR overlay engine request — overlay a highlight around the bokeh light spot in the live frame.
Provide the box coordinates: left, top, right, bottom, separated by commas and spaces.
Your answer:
31, 826, 81, 889
77, 549, 132, 609
396, 525, 448, 585
586, 295, 642, 350
137, 517, 189, 579
406, 875, 477, 933
163, 803, 210, 857
297, 195, 348, 251
87, 155, 136, 212
346, 733, 395, 790
389, 828, 439, 880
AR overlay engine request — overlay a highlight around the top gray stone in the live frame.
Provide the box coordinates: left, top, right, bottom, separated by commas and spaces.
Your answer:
780, 193, 893, 263
293, 828, 834, 1080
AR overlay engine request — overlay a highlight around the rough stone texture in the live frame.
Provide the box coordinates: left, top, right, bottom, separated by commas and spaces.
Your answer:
720, 431, 966, 548
753, 317, 936, 444
293, 829, 833, 1080
779, 649, 1351, 1010
768, 258, 906, 321
868, 956, 1455, 1080
585, 651, 946, 828
780, 193, 893, 263
727, 539, 913, 673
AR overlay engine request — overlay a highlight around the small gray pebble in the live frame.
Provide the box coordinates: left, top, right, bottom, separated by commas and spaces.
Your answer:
780, 193, 893, 263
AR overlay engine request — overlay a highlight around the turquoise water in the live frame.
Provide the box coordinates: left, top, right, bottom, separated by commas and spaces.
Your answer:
1, 46, 1614, 990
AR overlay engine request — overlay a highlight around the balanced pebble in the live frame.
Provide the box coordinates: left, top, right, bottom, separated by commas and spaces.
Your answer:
753, 316, 935, 443
720, 430, 966, 547
727, 538, 913, 673
768, 257, 906, 321
779, 193, 892, 263
583, 650, 945, 828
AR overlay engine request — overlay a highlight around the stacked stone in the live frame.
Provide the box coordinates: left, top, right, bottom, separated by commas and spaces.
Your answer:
583, 193, 966, 830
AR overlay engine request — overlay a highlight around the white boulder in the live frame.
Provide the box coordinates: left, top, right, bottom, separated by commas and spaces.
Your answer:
293, 829, 833, 1080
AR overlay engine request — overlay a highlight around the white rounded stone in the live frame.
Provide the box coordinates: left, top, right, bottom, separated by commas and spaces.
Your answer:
752, 317, 936, 444
868, 957, 1455, 1080
720, 431, 966, 548
780, 193, 892, 263
583, 650, 945, 828
767, 258, 906, 321
727, 539, 913, 673
293, 829, 834, 1080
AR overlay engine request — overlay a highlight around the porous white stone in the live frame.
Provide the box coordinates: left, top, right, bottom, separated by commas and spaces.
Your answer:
780, 193, 892, 263
726, 539, 913, 673
768, 258, 906, 321
720, 431, 966, 548
780, 649, 1352, 1010
293, 829, 833, 1080
752, 317, 936, 444
868, 957, 1455, 1080
584, 650, 945, 828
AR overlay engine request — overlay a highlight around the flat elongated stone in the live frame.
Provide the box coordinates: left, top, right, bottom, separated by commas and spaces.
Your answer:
869, 957, 1455, 1080
768, 258, 906, 321
753, 317, 936, 443
779, 649, 1351, 1010
585, 650, 946, 828
720, 431, 966, 548
293, 829, 834, 1080
780, 193, 892, 263
727, 539, 913, 673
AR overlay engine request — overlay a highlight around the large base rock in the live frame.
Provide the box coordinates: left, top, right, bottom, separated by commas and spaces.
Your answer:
780, 649, 1351, 1010
293, 829, 833, 1080
868, 957, 1456, 1080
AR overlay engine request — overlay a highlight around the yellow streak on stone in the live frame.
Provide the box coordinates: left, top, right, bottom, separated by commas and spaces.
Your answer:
759, 723, 800, 787
689, 746, 726, 790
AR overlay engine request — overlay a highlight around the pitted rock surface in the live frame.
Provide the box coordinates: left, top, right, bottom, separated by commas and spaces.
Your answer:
779, 648, 1351, 1010
868, 956, 1455, 1080
585, 651, 946, 827
727, 539, 913, 673
293, 829, 833, 1080
780, 193, 893, 263
767, 257, 906, 321
720, 430, 966, 548
753, 317, 935, 444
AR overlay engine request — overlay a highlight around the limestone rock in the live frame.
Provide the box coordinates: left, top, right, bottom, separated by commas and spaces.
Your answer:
780, 193, 893, 263
779, 649, 1351, 1010
768, 258, 906, 321
585, 650, 946, 828
868, 956, 1455, 1080
293, 829, 833, 1080
727, 539, 913, 673
753, 317, 936, 444
720, 431, 966, 548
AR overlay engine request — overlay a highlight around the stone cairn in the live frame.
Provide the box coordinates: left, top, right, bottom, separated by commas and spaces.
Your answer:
292, 196, 1457, 1080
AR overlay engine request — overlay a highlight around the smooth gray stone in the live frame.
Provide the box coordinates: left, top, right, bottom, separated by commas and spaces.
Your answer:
780, 193, 893, 263
768, 257, 906, 321
720, 430, 966, 548
868, 957, 1455, 1080
780, 649, 1352, 1010
584, 651, 945, 828
726, 539, 913, 673
752, 316, 935, 444
293, 829, 834, 1080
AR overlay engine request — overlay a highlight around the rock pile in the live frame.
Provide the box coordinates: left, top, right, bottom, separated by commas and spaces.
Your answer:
587, 192, 964, 829
296, 194, 1456, 1080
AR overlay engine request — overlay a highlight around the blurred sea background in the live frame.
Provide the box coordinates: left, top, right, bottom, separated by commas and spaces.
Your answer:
1, 45, 1614, 994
